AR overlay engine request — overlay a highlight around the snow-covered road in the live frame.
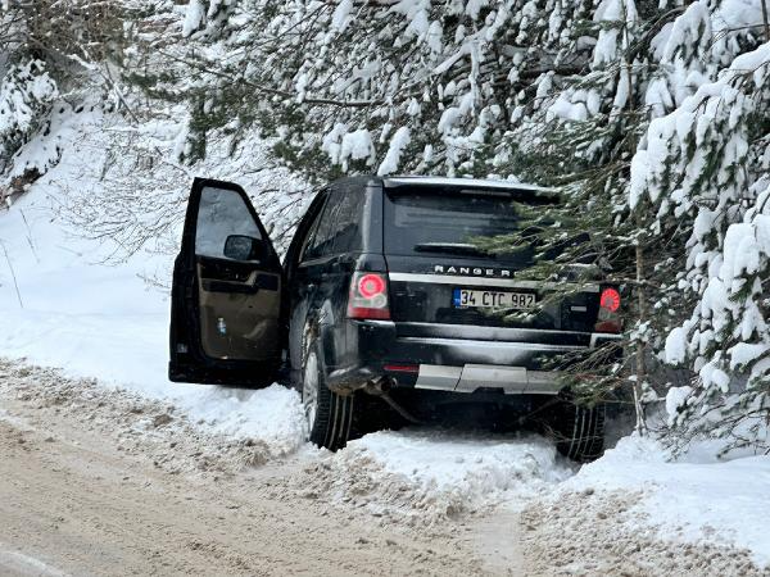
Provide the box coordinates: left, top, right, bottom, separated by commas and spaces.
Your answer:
0, 360, 491, 577
2, 359, 767, 577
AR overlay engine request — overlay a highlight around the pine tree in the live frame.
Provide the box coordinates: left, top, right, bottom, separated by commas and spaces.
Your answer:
640, 42, 770, 453
169, 0, 602, 179
0, 0, 125, 181
167, 0, 770, 448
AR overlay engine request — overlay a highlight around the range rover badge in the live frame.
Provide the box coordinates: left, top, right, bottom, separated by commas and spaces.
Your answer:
433, 265, 513, 277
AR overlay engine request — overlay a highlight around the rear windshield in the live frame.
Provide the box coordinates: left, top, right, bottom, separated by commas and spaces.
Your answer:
383, 188, 557, 261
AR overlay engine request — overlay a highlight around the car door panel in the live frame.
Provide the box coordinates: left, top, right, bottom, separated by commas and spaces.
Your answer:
197, 262, 281, 360
169, 177, 283, 387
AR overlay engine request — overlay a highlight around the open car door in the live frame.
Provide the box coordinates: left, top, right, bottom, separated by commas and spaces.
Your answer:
169, 178, 283, 386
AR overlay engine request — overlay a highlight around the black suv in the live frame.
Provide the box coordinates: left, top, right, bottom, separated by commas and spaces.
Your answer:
169, 176, 622, 461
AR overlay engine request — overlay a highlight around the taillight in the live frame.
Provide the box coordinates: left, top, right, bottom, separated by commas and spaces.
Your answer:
595, 287, 621, 333
347, 272, 390, 320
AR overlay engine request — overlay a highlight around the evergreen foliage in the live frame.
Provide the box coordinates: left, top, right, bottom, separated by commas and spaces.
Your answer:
166, 0, 770, 448
3, 0, 770, 450
0, 0, 125, 178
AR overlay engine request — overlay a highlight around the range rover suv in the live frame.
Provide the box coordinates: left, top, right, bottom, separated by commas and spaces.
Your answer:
169, 176, 622, 461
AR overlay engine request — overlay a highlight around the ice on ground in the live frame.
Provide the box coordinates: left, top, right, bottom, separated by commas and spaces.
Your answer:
301, 429, 574, 525
566, 435, 770, 567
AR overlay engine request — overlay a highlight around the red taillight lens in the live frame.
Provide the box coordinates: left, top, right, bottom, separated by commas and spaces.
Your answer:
358, 274, 386, 298
596, 287, 621, 333
600, 288, 621, 312
347, 272, 390, 320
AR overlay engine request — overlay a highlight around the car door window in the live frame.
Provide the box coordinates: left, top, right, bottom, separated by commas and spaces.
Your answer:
195, 186, 261, 259
304, 197, 337, 260
304, 189, 364, 260
330, 189, 364, 255
298, 193, 329, 263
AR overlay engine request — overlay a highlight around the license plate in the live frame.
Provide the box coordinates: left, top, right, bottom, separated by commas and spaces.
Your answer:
453, 288, 536, 309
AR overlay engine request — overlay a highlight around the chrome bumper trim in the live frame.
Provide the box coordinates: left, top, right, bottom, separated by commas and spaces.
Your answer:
400, 336, 586, 352
415, 363, 564, 395
388, 272, 600, 292
414, 365, 462, 391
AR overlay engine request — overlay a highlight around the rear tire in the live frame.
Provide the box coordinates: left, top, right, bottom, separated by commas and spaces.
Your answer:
550, 401, 606, 462
302, 340, 355, 451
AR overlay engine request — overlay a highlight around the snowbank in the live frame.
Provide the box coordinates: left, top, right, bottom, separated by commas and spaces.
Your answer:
301, 429, 574, 525
0, 107, 307, 456
566, 435, 770, 566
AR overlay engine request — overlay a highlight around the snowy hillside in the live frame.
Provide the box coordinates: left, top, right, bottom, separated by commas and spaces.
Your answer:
0, 106, 309, 452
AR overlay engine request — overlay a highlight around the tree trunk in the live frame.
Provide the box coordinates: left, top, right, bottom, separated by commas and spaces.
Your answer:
634, 240, 649, 436
622, 0, 648, 435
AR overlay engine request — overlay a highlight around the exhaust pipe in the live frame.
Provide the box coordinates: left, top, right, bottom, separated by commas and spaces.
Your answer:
363, 378, 424, 425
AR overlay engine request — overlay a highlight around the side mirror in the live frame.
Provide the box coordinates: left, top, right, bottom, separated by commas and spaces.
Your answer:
223, 235, 264, 262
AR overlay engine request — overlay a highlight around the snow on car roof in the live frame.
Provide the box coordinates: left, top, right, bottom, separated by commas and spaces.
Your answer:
382, 176, 557, 194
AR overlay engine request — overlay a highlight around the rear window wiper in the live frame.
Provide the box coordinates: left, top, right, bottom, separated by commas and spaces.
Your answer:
413, 242, 492, 257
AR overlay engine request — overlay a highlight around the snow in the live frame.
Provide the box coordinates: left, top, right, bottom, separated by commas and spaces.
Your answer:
340, 128, 375, 169
182, 0, 205, 37
323, 124, 376, 170
377, 126, 410, 176
348, 430, 572, 503
391, 0, 431, 40
437, 106, 461, 134
383, 175, 554, 193
547, 91, 590, 122
567, 436, 770, 566
0, 108, 307, 457
331, 0, 353, 32
714, 0, 766, 30
2, 92, 770, 566
664, 326, 688, 365
665, 385, 692, 423
0, 60, 58, 173
729, 342, 768, 370
592, 0, 637, 69
309, 429, 575, 523
465, 0, 488, 20
426, 20, 443, 54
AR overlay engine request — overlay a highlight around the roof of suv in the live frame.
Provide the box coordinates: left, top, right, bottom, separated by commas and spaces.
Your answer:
382, 176, 556, 194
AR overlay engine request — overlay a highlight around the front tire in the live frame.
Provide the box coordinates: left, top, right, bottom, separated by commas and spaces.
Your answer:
302, 341, 355, 451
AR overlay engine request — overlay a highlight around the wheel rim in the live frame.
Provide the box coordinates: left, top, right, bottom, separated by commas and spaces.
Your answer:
302, 351, 319, 437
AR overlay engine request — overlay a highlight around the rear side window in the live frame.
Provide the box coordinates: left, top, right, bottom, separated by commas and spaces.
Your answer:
383, 188, 557, 262
332, 189, 365, 254
304, 190, 365, 260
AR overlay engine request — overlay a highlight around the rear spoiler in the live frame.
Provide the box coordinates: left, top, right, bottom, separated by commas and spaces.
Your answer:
382, 177, 561, 204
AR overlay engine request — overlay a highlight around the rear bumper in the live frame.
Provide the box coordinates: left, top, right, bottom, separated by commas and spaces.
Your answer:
327, 320, 621, 395
412, 363, 565, 395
